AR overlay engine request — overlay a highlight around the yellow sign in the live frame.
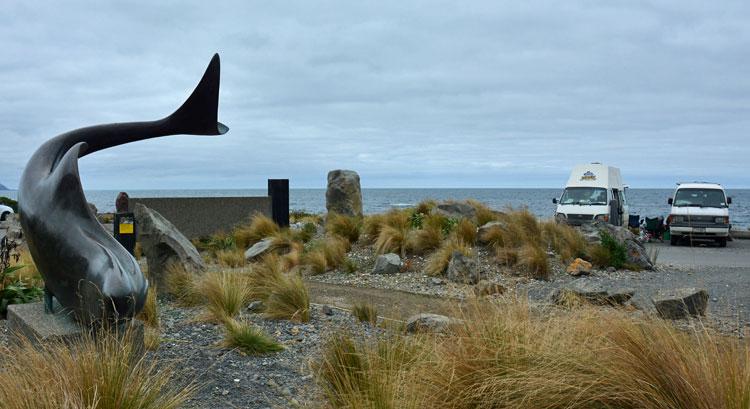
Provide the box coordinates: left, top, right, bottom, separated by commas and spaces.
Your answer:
119, 222, 134, 234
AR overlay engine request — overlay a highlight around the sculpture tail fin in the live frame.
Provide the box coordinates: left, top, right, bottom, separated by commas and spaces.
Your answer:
166, 53, 229, 136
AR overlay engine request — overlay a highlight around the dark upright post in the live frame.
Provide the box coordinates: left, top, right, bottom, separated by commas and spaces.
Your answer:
114, 212, 136, 255
268, 179, 289, 228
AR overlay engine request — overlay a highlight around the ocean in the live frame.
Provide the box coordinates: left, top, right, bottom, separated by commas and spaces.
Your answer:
2, 188, 749, 229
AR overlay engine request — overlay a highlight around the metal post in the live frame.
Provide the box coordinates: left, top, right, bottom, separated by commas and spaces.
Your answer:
113, 212, 136, 255
268, 179, 289, 228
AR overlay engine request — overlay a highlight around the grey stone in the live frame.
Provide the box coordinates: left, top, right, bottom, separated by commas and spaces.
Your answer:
372, 253, 401, 275
406, 313, 455, 334
653, 288, 709, 319
244, 237, 275, 261
247, 300, 265, 312
134, 203, 204, 290
435, 201, 476, 220
473, 280, 506, 297
446, 251, 483, 284
607, 288, 635, 305
325, 170, 363, 218
7, 302, 144, 351
579, 222, 654, 270
322, 305, 335, 316
551, 283, 633, 306
431, 277, 446, 285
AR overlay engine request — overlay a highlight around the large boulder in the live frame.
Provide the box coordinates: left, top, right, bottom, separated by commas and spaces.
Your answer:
446, 251, 483, 284
551, 282, 634, 306
244, 237, 275, 261
134, 203, 204, 290
652, 288, 708, 319
435, 201, 476, 221
579, 222, 653, 270
566, 258, 592, 276
405, 313, 455, 334
372, 253, 401, 275
326, 170, 363, 218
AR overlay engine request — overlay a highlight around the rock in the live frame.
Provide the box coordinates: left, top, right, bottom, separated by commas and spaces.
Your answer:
446, 251, 483, 284
133, 203, 204, 290
325, 170, 363, 218
652, 288, 709, 319
322, 305, 335, 316
579, 222, 653, 270
435, 201, 476, 220
551, 283, 633, 306
607, 288, 635, 305
372, 253, 401, 274
244, 237, 275, 261
247, 300, 265, 312
606, 266, 616, 273
116, 192, 130, 213
430, 277, 446, 285
406, 313, 455, 334
473, 280, 506, 297
566, 258, 592, 276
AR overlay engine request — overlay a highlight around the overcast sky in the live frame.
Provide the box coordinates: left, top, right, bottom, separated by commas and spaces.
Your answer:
1, 1, 749, 190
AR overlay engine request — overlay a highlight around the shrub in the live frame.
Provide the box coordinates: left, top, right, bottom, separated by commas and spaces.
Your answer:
233, 214, 279, 249
375, 211, 412, 257
164, 264, 204, 307
589, 231, 627, 269
216, 248, 245, 268
518, 243, 550, 279
352, 303, 378, 324
222, 318, 284, 355
290, 209, 317, 223
326, 213, 362, 244
1, 240, 43, 316
0, 330, 194, 408
408, 212, 425, 229
201, 271, 251, 322
425, 239, 472, 276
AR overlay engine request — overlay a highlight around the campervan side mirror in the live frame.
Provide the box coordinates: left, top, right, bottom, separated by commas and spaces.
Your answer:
727, 197, 732, 205
667, 198, 673, 205
552, 198, 558, 204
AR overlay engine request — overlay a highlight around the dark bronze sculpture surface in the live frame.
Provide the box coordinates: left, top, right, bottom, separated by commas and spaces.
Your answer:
18, 54, 228, 324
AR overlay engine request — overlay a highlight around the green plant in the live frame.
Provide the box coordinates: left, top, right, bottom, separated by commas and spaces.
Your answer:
441, 217, 459, 236
343, 257, 359, 274
352, 303, 378, 324
216, 248, 245, 268
409, 212, 425, 229
222, 318, 284, 355
598, 231, 627, 269
0, 239, 43, 316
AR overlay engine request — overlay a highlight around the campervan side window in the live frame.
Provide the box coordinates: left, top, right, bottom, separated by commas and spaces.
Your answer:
560, 187, 608, 206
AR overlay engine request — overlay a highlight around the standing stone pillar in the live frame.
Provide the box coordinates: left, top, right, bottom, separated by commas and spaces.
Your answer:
325, 170, 363, 217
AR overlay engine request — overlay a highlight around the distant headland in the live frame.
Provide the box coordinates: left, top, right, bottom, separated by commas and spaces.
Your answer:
0, 182, 8, 190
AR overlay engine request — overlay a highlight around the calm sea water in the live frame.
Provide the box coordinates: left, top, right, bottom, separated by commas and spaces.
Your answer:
2, 188, 749, 229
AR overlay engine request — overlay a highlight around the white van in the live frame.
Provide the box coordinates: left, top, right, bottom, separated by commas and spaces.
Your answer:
667, 182, 731, 247
553, 163, 629, 226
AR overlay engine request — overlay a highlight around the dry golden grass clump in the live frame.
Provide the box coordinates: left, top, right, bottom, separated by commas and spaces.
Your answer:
303, 236, 348, 274
216, 248, 245, 268
233, 214, 279, 249
326, 213, 362, 244
518, 243, 551, 279
374, 210, 412, 257
201, 271, 252, 322
466, 199, 500, 226
138, 286, 160, 328
222, 318, 284, 355
351, 303, 378, 324
316, 299, 750, 409
247, 255, 310, 322
541, 220, 588, 262
362, 213, 386, 243
425, 239, 473, 276
454, 218, 477, 245
0, 330, 194, 409
164, 264, 205, 307
408, 215, 445, 254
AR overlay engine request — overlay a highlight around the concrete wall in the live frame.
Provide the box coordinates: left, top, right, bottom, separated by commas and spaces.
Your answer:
129, 196, 271, 238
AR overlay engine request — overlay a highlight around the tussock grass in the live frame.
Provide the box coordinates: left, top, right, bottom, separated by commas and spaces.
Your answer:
467, 199, 500, 226
192, 231, 234, 257
414, 199, 437, 215
455, 218, 477, 245
518, 243, 550, 279
233, 214, 279, 249
326, 213, 362, 244
138, 286, 160, 328
541, 220, 588, 262
425, 239, 473, 276
303, 236, 348, 274
201, 271, 251, 322
164, 264, 204, 307
373, 210, 412, 257
222, 318, 284, 355
216, 248, 245, 268
408, 216, 444, 254
316, 299, 750, 409
351, 303, 378, 324
247, 255, 310, 322
362, 214, 386, 243
144, 326, 161, 351
0, 330, 194, 409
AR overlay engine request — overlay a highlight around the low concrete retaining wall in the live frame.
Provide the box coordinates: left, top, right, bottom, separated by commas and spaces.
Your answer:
129, 196, 271, 239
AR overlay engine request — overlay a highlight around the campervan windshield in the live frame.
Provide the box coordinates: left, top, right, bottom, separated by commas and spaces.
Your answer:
673, 188, 727, 208
559, 187, 607, 206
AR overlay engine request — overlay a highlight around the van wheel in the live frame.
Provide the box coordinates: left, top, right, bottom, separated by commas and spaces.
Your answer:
670, 235, 679, 246
717, 238, 727, 248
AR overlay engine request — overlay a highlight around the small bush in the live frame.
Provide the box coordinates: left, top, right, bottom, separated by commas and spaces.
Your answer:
222, 318, 284, 355
326, 213, 362, 244
352, 303, 378, 324
409, 212, 425, 229
192, 232, 234, 256
201, 271, 251, 322
233, 214, 279, 249
216, 248, 246, 268
290, 209, 317, 223
164, 264, 204, 307
343, 258, 359, 274
1, 241, 44, 315
518, 243, 550, 279
303, 249, 328, 275
591, 231, 627, 269
425, 239, 472, 276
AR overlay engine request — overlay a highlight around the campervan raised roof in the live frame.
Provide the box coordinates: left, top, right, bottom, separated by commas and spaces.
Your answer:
553, 163, 629, 226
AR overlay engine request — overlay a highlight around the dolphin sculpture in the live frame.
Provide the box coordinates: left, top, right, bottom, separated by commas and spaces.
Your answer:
18, 54, 228, 324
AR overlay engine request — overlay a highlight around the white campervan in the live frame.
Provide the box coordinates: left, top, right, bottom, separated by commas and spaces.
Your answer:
667, 182, 731, 247
553, 163, 629, 226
